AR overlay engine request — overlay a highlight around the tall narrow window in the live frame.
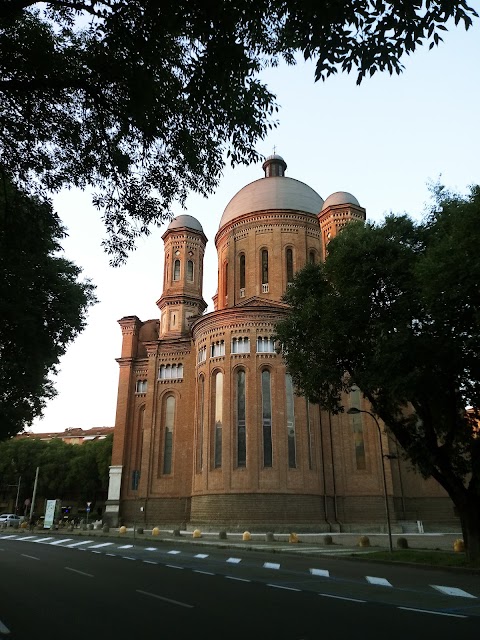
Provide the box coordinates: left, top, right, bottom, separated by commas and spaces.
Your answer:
306, 400, 313, 470
309, 250, 316, 264
261, 249, 269, 286
286, 248, 294, 284
239, 254, 246, 296
236, 370, 246, 467
285, 374, 297, 468
187, 260, 194, 282
163, 396, 175, 474
213, 372, 223, 468
173, 259, 180, 281
350, 387, 366, 470
197, 376, 204, 471
261, 369, 273, 467
224, 262, 228, 299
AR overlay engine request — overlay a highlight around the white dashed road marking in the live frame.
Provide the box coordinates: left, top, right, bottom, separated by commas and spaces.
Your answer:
398, 607, 467, 618
88, 542, 113, 549
226, 557, 241, 564
0, 618, 11, 635
194, 553, 209, 558
432, 585, 476, 598
65, 567, 94, 578
320, 593, 366, 603
136, 589, 194, 608
50, 538, 73, 545
117, 544, 133, 549
263, 562, 280, 570
366, 576, 393, 587
66, 540, 93, 547
167, 550, 181, 555
310, 568, 330, 577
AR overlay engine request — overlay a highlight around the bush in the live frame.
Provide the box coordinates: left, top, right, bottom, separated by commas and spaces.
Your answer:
397, 537, 409, 549
102, 524, 109, 533
323, 535, 333, 545
136, 526, 144, 535
219, 530, 227, 540
265, 532, 275, 542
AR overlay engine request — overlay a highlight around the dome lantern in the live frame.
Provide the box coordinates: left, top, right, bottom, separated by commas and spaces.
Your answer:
262, 154, 287, 177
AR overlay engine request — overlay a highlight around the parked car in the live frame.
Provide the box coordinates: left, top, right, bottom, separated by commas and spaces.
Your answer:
0, 514, 22, 527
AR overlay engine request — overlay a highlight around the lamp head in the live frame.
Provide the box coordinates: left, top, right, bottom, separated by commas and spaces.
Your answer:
346, 408, 361, 415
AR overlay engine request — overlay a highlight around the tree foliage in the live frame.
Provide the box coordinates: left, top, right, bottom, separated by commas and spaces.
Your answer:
274, 184, 480, 561
0, 435, 113, 510
1, 1, 477, 263
0, 174, 97, 440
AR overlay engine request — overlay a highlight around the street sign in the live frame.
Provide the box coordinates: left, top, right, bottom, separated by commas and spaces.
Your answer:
87, 501, 92, 507
86, 507, 90, 513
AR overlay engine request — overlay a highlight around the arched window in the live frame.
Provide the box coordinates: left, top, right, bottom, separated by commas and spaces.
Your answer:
197, 376, 205, 471
239, 254, 246, 294
187, 260, 194, 282
286, 248, 294, 284
261, 249, 269, 289
173, 259, 181, 281
261, 369, 273, 467
236, 369, 246, 467
285, 374, 296, 468
224, 262, 228, 299
231, 336, 250, 354
213, 371, 223, 468
163, 396, 175, 474
309, 250, 316, 264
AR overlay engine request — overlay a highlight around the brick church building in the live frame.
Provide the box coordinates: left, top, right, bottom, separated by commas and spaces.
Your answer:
105, 154, 456, 532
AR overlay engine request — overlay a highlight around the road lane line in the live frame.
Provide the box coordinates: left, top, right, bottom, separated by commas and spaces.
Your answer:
50, 538, 73, 545
143, 560, 158, 564
398, 607, 467, 618
165, 564, 183, 569
310, 568, 330, 577
66, 540, 93, 547
319, 593, 366, 603
117, 545, 134, 549
226, 576, 251, 582
268, 584, 301, 592
226, 557, 241, 564
136, 589, 194, 608
193, 570, 215, 575
432, 585, 476, 598
194, 553, 209, 558
65, 567, 94, 578
21, 554, 40, 560
122, 556, 136, 560
167, 550, 181, 554
145, 547, 158, 551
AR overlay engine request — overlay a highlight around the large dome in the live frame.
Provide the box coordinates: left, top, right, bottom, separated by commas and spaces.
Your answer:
219, 176, 324, 229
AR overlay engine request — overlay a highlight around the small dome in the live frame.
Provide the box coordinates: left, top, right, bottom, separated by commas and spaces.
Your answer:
167, 214, 203, 232
321, 191, 360, 210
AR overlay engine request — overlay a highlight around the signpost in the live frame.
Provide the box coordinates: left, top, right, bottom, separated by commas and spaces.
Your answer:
132, 470, 140, 539
86, 501, 92, 528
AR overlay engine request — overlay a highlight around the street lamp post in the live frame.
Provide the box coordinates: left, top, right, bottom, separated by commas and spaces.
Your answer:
347, 407, 393, 553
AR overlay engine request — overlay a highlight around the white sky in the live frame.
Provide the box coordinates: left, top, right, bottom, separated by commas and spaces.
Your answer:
30, 19, 480, 433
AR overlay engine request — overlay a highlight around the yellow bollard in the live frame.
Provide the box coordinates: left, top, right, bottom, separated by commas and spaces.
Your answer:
152, 527, 160, 536
453, 539, 465, 552
289, 533, 299, 544
358, 535, 370, 547
119, 525, 127, 535
193, 529, 202, 538
242, 531, 251, 541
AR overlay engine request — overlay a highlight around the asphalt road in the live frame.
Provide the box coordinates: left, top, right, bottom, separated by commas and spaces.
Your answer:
1, 533, 479, 639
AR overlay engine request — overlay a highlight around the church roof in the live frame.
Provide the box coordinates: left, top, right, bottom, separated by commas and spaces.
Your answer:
167, 214, 203, 232
219, 155, 324, 230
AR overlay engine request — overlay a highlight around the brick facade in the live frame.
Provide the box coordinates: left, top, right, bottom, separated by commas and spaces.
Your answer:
106, 155, 457, 532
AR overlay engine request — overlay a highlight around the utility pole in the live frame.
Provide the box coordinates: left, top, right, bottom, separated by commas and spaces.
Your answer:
29, 467, 40, 522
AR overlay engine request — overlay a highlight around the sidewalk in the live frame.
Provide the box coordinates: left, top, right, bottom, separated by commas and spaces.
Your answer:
13, 525, 464, 554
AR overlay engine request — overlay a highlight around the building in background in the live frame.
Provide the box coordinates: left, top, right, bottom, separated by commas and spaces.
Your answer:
105, 155, 457, 532
17, 426, 114, 445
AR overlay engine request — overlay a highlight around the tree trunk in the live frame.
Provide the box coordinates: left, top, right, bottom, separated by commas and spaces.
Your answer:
458, 496, 480, 565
